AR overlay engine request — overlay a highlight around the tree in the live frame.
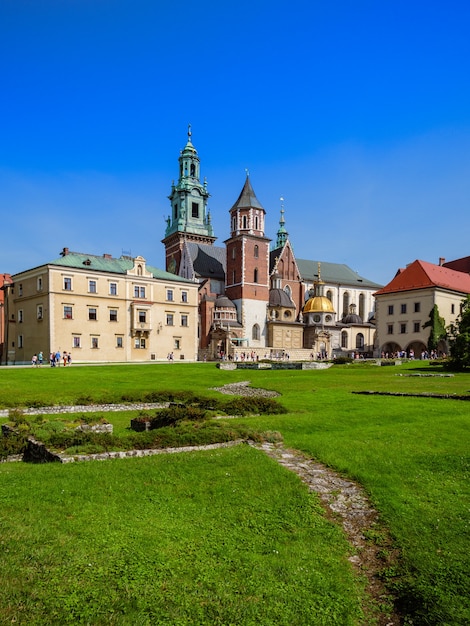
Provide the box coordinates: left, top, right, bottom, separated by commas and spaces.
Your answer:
447, 296, 470, 370
422, 304, 447, 353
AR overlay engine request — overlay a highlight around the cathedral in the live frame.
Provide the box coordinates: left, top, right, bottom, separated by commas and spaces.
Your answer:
162, 128, 381, 360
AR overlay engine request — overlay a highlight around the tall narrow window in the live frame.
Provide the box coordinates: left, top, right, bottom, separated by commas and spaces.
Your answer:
64, 277, 72, 291
243, 215, 247, 229
343, 292, 350, 317
254, 245, 259, 258
254, 268, 258, 283
252, 324, 260, 341
109, 282, 117, 296
191, 202, 199, 218
356, 333, 364, 349
359, 293, 365, 320
341, 331, 348, 348
89, 280, 97, 293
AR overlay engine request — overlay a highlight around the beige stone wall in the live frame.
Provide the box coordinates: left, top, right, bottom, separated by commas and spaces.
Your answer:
6, 260, 199, 364
375, 287, 466, 355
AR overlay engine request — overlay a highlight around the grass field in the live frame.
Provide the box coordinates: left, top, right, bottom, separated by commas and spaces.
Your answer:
0, 360, 469, 625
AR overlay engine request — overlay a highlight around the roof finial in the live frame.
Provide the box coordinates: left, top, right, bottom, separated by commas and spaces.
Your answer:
187, 123, 192, 141
245, 168, 250, 178
317, 262, 322, 282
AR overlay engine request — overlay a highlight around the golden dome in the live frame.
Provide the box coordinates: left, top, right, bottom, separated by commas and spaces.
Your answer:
303, 296, 335, 314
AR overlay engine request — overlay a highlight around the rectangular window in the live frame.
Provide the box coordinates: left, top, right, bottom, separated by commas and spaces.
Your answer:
18, 309, 23, 323
37, 277, 43, 291
134, 338, 146, 349
138, 311, 146, 323
91, 337, 99, 349
388, 305, 394, 315
18, 284, 23, 296
181, 314, 188, 327
89, 280, 97, 293
414, 302, 420, 313
387, 324, 393, 335
181, 291, 188, 303
64, 277, 72, 291
18, 335, 23, 348
174, 339, 180, 350
134, 286, 146, 298
64, 306, 73, 320
414, 322, 420, 332
88, 308, 97, 321
167, 289, 174, 301
37, 305, 43, 320
109, 282, 117, 296
116, 336, 123, 348
400, 323, 407, 334
451, 304, 455, 314
73, 336, 81, 348
191, 202, 199, 218
166, 313, 174, 326
109, 309, 118, 322
401, 304, 407, 314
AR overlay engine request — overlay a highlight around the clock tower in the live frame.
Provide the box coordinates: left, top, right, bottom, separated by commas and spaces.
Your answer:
162, 126, 215, 273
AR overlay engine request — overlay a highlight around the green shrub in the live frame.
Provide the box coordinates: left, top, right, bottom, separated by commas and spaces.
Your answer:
222, 396, 287, 415
333, 357, 353, 365
0, 431, 28, 459
150, 405, 208, 429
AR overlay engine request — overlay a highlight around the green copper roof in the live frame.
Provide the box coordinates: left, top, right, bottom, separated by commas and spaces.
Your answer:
44, 252, 194, 283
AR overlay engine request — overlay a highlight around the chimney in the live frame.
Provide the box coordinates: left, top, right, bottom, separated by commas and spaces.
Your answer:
61, 247, 69, 256
439, 257, 445, 266
103, 253, 112, 259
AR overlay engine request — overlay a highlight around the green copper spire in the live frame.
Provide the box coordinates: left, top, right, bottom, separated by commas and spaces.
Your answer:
275, 196, 288, 248
165, 127, 214, 239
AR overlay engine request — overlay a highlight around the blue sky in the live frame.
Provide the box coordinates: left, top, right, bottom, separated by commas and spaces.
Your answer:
1, 0, 469, 285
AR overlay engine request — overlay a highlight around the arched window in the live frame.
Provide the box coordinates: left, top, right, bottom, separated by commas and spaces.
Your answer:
359, 293, 365, 321
356, 333, 364, 349
326, 289, 333, 302
341, 331, 348, 348
343, 292, 350, 317
190, 163, 195, 176
284, 284, 292, 299
252, 324, 260, 341
254, 245, 259, 258
232, 216, 236, 232
137, 265, 143, 276
254, 268, 258, 283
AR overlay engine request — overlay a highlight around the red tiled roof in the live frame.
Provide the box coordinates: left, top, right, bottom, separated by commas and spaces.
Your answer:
374, 259, 470, 296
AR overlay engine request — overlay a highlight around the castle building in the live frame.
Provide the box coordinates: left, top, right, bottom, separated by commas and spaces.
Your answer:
164, 130, 382, 359
3, 250, 198, 364
374, 258, 470, 357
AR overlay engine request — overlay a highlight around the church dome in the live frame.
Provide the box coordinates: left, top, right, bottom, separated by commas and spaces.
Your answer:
342, 312, 363, 324
269, 288, 295, 308
215, 295, 236, 309
303, 296, 335, 314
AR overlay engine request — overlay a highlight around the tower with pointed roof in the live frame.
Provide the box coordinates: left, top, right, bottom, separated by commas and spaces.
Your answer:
162, 126, 215, 274
224, 175, 271, 346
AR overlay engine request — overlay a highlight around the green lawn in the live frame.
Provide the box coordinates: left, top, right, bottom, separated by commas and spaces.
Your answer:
1, 361, 469, 625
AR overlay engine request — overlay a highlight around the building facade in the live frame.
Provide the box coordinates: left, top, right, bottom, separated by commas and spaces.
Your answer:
3, 250, 198, 364
374, 258, 470, 357
164, 130, 382, 359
